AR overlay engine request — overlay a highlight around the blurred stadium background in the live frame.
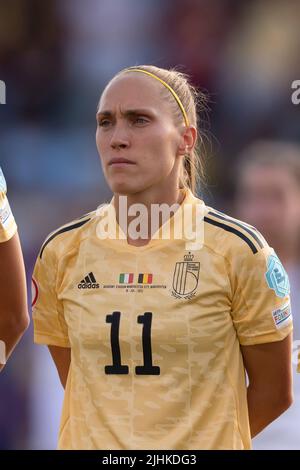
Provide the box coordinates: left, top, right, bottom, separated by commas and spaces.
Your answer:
0, 0, 299, 449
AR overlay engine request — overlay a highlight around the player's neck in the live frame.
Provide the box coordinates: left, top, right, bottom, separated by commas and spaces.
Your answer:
113, 186, 186, 246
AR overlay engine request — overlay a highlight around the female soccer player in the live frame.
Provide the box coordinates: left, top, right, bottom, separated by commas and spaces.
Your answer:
0, 166, 29, 371
32, 65, 293, 450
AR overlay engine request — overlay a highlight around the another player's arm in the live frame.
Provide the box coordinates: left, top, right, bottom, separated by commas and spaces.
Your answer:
0, 233, 29, 371
48, 345, 71, 388
241, 333, 293, 438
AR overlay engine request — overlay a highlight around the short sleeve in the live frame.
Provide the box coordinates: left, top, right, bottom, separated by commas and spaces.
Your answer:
0, 167, 17, 243
230, 244, 292, 346
32, 242, 70, 347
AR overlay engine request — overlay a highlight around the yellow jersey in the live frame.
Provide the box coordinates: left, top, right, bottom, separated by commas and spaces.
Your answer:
0, 166, 17, 243
32, 188, 292, 450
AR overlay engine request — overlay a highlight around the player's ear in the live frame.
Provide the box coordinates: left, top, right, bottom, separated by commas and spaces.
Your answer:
178, 126, 197, 156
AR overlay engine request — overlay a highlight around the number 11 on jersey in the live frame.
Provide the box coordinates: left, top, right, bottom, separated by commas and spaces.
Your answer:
105, 311, 160, 375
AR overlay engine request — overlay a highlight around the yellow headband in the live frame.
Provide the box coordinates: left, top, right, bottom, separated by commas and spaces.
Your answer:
124, 68, 190, 127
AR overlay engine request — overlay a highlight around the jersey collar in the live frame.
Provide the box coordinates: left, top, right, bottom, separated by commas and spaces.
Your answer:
98, 188, 205, 251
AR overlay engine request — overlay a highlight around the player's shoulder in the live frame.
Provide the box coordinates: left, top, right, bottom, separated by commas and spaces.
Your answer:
203, 204, 268, 257
38, 207, 99, 260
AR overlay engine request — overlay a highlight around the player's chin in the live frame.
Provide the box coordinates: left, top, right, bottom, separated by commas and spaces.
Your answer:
108, 178, 140, 195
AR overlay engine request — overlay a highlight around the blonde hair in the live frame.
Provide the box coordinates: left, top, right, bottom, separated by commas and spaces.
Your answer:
108, 65, 209, 195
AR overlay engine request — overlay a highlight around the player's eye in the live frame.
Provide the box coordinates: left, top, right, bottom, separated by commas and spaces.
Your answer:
98, 119, 112, 128
133, 116, 149, 125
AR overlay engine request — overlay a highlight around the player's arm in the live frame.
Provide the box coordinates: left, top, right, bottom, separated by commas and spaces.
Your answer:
230, 236, 293, 438
48, 345, 71, 388
0, 233, 29, 371
241, 333, 293, 437
32, 230, 71, 388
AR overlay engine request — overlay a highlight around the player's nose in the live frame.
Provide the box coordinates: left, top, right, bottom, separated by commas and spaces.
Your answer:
110, 122, 130, 150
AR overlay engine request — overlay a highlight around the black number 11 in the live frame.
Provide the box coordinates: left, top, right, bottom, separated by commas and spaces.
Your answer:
105, 311, 160, 375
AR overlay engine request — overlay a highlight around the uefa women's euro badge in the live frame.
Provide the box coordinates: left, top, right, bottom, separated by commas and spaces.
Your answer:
0, 167, 7, 193
265, 253, 290, 298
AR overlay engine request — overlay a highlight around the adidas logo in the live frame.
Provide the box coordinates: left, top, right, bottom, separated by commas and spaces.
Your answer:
78, 272, 99, 289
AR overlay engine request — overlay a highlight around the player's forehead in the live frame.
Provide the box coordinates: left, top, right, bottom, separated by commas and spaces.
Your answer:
98, 73, 168, 114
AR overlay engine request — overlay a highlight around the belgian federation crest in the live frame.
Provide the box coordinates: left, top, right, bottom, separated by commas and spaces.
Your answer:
172, 252, 200, 299
265, 253, 290, 298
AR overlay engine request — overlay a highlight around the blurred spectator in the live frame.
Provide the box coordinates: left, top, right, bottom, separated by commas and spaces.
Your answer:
162, 0, 244, 87
215, 0, 300, 199
234, 140, 300, 449
0, 0, 67, 124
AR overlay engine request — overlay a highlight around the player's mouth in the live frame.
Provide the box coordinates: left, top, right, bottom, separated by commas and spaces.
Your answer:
109, 157, 136, 166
